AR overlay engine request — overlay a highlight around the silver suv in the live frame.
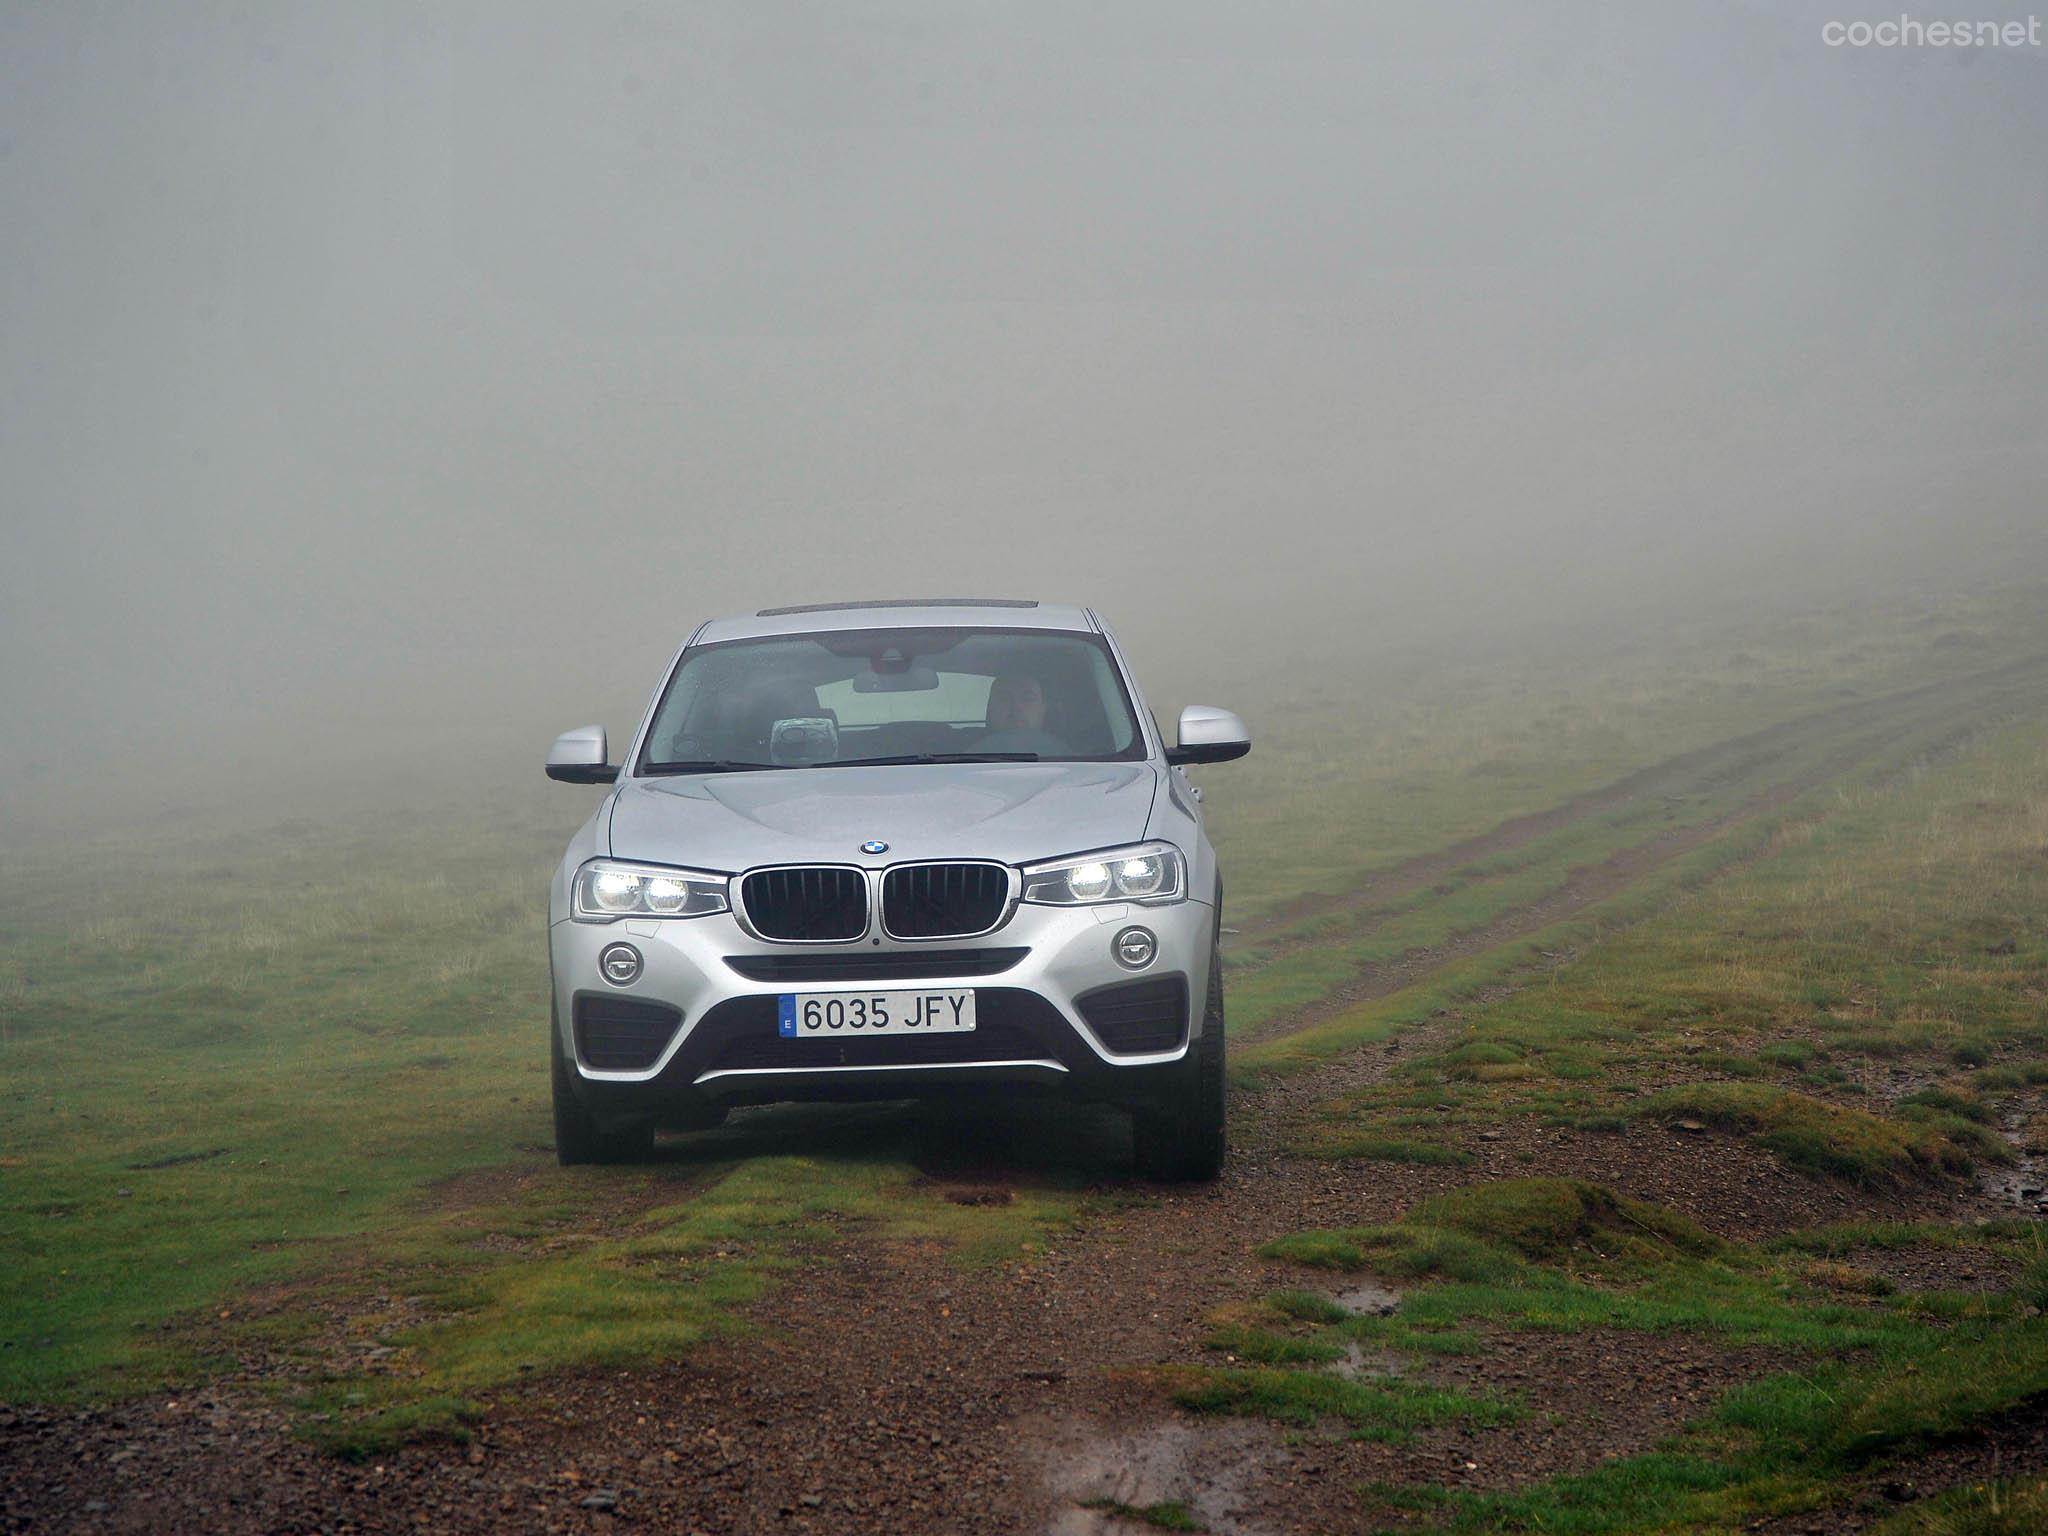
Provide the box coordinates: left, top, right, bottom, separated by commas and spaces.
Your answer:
543, 599, 1249, 1179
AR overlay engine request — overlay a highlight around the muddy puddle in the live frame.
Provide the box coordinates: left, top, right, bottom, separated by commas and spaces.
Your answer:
1981, 1106, 2045, 1214
1032, 1416, 1285, 1536
1329, 1339, 1405, 1381
1333, 1279, 1402, 1316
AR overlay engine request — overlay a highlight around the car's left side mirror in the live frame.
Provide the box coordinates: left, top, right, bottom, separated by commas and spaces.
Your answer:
546, 725, 619, 784
1166, 705, 1251, 766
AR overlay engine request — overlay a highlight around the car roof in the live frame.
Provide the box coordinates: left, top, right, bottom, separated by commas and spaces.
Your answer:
693, 599, 1100, 644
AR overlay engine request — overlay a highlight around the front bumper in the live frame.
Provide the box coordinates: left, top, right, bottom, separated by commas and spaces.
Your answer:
549, 895, 1216, 1120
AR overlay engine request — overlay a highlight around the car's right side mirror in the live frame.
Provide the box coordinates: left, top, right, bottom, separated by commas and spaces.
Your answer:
1166, 705, 1251, 766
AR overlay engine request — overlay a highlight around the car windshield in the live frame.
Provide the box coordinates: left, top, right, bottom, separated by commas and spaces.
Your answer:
637, 626, 1147, 771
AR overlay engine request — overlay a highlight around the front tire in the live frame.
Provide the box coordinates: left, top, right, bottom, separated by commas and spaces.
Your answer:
1132, 946, 1227, 1182
551, 1001, 654, 1166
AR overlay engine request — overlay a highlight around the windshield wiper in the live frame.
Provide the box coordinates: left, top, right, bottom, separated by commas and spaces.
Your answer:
641, 759, 777, 775
815, 752, 1042, 768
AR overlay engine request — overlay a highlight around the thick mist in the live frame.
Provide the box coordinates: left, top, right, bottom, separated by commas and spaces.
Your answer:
4, 2, 2045, 820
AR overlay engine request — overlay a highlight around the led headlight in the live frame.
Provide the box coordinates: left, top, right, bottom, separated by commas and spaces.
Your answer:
1021, 843, 1186, 906
573, 859, 729, 921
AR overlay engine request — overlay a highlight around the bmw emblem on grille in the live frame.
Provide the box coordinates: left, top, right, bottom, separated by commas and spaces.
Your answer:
860, 840, 889, 855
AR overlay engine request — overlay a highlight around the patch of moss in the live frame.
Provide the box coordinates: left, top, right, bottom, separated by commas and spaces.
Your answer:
1637, 1083, 1978, 1183
299, 1394, 481, 1462
1411, 1178, 1722, 1267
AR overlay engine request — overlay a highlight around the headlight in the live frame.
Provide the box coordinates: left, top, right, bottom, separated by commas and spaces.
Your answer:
1021, 843, 1186, 906
573, 859, 729, 921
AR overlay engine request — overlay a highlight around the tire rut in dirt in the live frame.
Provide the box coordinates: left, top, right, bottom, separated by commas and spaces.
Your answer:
1232, 650, 2048, 950
1231, 658, 2048, 1049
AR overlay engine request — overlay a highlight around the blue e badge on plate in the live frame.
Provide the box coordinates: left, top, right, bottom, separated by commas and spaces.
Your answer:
778, 995, 799, 1038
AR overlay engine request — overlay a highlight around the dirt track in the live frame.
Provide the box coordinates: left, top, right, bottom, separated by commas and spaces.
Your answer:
6, 666, 2045, 1535
1233, 651, 2048, 948
1235, 654, 2048, 1045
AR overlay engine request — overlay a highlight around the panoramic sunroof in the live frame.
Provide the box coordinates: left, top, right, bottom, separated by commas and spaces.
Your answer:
755, 598, 1040, 616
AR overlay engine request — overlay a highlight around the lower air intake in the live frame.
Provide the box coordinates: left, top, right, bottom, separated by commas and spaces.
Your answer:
1075, 977, 1189, 1054
574, 996, 683, 1071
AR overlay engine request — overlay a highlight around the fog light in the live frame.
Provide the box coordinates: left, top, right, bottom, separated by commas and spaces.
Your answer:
599, 942, 643, 986
1113, 925, 1157, 970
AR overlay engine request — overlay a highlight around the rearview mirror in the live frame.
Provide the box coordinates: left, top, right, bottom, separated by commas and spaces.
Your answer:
546, 725, 618, 784
1166, 705, 1250, 766
853, 663, 941, 692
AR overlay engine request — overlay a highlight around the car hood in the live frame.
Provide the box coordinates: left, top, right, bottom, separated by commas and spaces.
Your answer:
606, 762, 1161, 871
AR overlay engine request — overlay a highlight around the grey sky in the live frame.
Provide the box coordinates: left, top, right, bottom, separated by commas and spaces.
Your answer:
3, 2, 2044, 797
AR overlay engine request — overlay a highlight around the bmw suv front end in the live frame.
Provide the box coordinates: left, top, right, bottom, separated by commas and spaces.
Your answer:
543, 601, 1249, 1179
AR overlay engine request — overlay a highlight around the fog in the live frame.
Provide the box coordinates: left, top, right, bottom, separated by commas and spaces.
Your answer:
4, 2, 2045, 821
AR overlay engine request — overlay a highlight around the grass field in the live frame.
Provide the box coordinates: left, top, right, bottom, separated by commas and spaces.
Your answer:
4, 584, 2047, 1513
1164, 714, 2048, 1531
1287, 716, 2048, 1179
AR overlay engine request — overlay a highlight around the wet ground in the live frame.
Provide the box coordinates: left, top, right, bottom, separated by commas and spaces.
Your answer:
8, 678, 2048, 1533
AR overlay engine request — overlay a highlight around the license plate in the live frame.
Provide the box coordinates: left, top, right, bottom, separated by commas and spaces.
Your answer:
777, 989, 977, 1038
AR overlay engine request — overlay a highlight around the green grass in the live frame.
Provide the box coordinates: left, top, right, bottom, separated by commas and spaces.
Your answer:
1765, 1219, 2039, 1258
1290, 716, 2048, 1190
1195, 584, 2048, 924
0, 780, 1119, 1429
1222, 714, 1892, 1040
1233, 794, 1823, 1085
1309, 1137, 1473, 1166
1217, 717, 2048, 1529
1238, 1179, 2013, 1361
1162, 1361, 1519, 1442
1204, 1184, 2048, 1533
1871, 1477, 2048, 1535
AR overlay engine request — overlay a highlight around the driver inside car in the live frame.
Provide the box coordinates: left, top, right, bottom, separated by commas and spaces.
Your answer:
979, 672, 1070, 755
987, 673, 1046, 732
